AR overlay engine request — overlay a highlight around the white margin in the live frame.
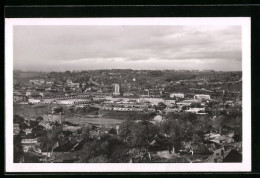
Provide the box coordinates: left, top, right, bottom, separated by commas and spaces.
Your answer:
5, 18, 251, 172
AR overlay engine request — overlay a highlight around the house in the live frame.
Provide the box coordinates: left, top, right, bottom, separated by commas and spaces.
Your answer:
138, 98, 164, 105
177, 99, 201, 107
13, 94, 28, 103
225, 101, 235, 107
170, 93, 184, 99
46, 81, 54, 85
194, 94, 211, 100
42, 114, 62, 124
148, 133, 172, 153
24, 128, 32, 135
38, 121, 53, 130
53, 140, 77, 153
28, 98, 41, 104
185, 107, 206, 114
62, 125, 82, 133
152, 115, 163, 124
21, 138, 38, 144
223, 149, 242, 162
13, 123, 20, 135
29, 79, 45, 85
209, 135, 234, 144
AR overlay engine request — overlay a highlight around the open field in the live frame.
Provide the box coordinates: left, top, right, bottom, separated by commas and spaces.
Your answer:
13, 104, 125, 126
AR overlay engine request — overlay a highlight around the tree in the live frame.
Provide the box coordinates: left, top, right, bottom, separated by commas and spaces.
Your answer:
108, 128, 117, 135
80, 134, 129, 163
14, 135, 23, 162
160, 113, 202, 152
155, 102, 167, 111
212, 115, 226, 133
118, 121, 135, 143
130, 121, 159, 152
14, 115, 24, 124
36, 116, 43, 123
119, 120, 159, 152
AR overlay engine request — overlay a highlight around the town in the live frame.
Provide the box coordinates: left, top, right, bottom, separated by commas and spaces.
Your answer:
13, 69, 242, 163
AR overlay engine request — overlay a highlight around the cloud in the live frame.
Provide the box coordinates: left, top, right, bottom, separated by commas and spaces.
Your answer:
13, 25, 242, 71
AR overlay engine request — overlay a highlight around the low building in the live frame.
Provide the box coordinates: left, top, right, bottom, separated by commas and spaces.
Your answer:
177, 99, 201, 107
28, 98, 41, 104
13, 123, 20, 135
139, 98, 164, 105
21, 138, 38, 144
185, 107, 205, 114
170, 93, 184, 99
152, 115, 163, 124
38, 121, 53, 130
24, 128, 32, 135
13, 94, 28, 103
194, 94, 211, 100
63, 125, 82, 133
42, 114, 62, 124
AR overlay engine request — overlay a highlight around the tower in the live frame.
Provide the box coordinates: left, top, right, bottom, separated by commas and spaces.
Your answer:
113, 84, 120, 96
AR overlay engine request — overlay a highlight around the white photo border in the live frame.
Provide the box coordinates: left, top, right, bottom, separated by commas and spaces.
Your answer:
5, 17, 251, 172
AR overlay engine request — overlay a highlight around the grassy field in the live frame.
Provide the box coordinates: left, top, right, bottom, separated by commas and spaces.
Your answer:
13, 104, 125, 126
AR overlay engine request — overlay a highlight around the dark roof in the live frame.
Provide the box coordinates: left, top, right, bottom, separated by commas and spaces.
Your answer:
53, 140, 76, 152
223, 149, 242, 162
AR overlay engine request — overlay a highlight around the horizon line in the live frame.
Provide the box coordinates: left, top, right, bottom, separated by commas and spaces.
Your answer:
13, 69, 242, 72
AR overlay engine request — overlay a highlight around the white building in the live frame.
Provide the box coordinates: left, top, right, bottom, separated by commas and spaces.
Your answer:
177, 99, 200, 107
113, 84, 120, 96
28, 98, 41, 104
194, 94, 211, 100
139, 98, 164, 105
21, 138, 38, 144
185, 107, 205, 114
29, 79, 45, 85
152, 115, 163, 124
170, 93, 184, 99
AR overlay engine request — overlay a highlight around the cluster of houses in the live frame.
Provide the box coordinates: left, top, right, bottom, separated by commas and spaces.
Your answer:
13, 107, 122, 163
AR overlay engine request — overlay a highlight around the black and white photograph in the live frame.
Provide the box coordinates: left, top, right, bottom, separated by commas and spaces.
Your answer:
5, 18, 251, 172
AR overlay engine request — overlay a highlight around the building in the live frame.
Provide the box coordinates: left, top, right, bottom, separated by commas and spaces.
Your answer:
29, 79, 45, 85
152, 115, 163, 124
170, 93, 184, 99
177, 99, 201, 107
139, 98, 164, 105
13, 94, 28, 103
194, 94, 211, 100
113, 84, 120, 96
42, 114, 62, 124
13, 123, 20, 135
28, 98, 41, 104
21, 138, 38, 144
185, 107, 205, 114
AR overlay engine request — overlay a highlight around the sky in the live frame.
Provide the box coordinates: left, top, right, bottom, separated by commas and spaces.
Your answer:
13, 25, 242, 71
